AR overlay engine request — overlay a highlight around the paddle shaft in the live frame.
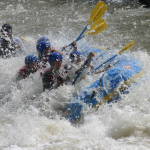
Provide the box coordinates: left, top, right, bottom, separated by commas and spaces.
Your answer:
62, 1, 107, 51
72, 58, 91, 85
75, 26, 87, 42
62, 18, 107, 51
75, 1, 107, 43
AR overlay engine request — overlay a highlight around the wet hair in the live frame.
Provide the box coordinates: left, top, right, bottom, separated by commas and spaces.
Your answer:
1, 24, 12, 33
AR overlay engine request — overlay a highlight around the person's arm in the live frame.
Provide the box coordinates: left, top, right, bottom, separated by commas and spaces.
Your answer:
55, 50, 63, 55
13, 37, 27, 54
62, 41, 77, 51
71, 41, 77, 51
94, 64, 112, 74
42, 71, 54, 91
15, 66, 28, 81
14, 43, 22, 50
51, 46, 63, 55
90, 65, 95, 70
15, 72, 24, 81
42, 73, 50, 91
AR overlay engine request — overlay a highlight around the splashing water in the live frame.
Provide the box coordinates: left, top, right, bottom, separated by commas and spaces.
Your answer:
0, 0, 150, 149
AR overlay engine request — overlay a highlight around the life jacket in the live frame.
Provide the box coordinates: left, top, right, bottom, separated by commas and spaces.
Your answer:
18, 63, 44, 79
38, 55, 48, 68
18, 66, 28, 78
0, 38, 16, 58
38, 47, 57, 68
42, 67, 67, 91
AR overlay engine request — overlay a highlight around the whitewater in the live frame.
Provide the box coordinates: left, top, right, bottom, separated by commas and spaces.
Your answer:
0, 0, 150, 149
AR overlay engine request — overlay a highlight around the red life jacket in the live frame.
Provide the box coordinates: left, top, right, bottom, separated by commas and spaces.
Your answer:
18, 64, 44, 79
18, 65, 29, 79
38, 47, 57, 68
49, 73, 64, 88
42, 67, 67, 90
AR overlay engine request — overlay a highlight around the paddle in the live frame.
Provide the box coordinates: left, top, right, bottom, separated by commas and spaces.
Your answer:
63, 18, 107, 52
76, 1, 107, 41
72, 53, 94, 85
20, 36, 30, 42
72, 40, 135, 85
77, 18, 107, 40
62, 1, 107, 51
72, 21, 108, 85
90, 40, 135, 74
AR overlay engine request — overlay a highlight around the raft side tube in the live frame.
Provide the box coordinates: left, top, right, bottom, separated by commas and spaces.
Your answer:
62, 49, 144, 123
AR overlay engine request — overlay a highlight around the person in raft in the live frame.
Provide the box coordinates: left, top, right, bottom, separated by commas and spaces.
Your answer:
68, 50, 112, 77
62, 40, 94, 82
42, 50, 95, 91
0, 23, 26, 58
36, 37, 77, 68
15, 55, 43, 80
63, 50, 95, 83
64, 41, 112, 82
42, 52, 65, 91
36, 37, 63, 68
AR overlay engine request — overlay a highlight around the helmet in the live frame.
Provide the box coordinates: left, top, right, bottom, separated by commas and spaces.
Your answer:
36, 41, 51, 55
49, 52, 63, 67
69, 51, 81, 59
25, 55, 38, 68
36, 37, 49, 45
1, 23, 12, 33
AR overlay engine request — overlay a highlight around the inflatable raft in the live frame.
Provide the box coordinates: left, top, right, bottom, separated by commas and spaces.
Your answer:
62, 46, 145, 123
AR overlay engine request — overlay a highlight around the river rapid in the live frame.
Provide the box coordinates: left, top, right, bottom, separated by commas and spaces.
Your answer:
0, 0, 150, 149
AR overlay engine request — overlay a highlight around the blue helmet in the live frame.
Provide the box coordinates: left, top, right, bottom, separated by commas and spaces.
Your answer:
49, 52, 63, 67
36, 37, 49, 45
25, 55, 38, 68
69, 51, 81, 59
36, 41, 51, 55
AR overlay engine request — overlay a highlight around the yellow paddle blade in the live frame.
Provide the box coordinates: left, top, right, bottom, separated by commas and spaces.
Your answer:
118, 40, 135, 55
20, 36, 29, 42
85, 18, 107, 35
89, 1, 107, 25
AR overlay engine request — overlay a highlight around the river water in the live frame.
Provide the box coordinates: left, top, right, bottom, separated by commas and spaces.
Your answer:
0, 0, 150, 149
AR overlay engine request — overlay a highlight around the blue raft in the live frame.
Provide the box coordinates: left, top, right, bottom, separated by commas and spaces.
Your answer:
62, 46, 144, 123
